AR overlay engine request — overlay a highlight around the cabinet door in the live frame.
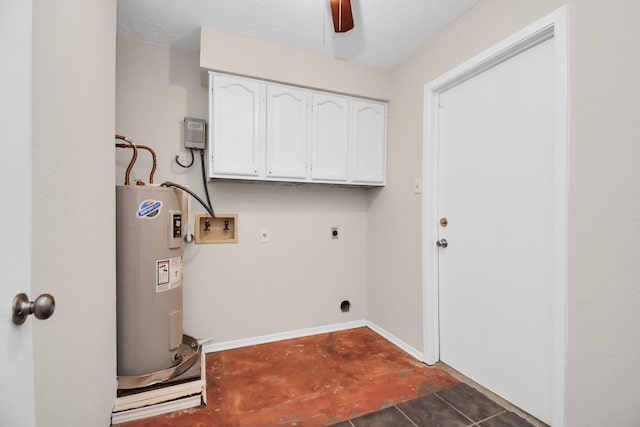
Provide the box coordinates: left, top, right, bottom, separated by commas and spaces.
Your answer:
266, 84, 308, 179
311, 94, 349, 182
209, 74, 262, 177
352, 100, 387, 184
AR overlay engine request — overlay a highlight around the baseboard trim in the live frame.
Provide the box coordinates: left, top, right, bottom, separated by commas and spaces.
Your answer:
202, 320, 424, 364
203, 320, 367, 354
365, 321, 424, 361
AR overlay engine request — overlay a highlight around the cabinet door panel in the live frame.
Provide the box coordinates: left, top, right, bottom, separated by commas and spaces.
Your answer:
266, 85, 308, 179
312, 94, 349, 182
210, 75, 261, 177
352, 100, 386, 184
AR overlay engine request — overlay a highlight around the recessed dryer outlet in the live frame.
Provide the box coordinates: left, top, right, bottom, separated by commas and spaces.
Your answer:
195, 214, 238, 244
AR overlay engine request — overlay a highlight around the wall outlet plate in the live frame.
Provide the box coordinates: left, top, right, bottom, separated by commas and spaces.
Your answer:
331, 227, 339, 239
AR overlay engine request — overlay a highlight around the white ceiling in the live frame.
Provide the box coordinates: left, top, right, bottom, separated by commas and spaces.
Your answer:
117, 0, 479, 70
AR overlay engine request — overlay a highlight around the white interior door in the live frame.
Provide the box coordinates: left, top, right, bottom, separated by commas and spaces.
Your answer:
437, 38, 555, 423
0, 1, 36, 426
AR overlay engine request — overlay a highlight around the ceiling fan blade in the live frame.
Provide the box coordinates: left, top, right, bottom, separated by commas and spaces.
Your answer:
330, 0, 354, 33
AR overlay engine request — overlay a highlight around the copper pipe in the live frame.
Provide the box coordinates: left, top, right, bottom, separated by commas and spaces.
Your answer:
137, 145, 157, 184
115, 143, 157, 184
115, 135, 137, 185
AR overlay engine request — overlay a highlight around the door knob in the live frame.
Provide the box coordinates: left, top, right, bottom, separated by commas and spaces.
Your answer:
12, 293, 56, 325
436, 238, 448, 248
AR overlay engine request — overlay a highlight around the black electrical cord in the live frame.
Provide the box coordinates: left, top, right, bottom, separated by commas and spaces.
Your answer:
175, 149, 195, 168
160, 181, 215, 219
199, 150, 214, 216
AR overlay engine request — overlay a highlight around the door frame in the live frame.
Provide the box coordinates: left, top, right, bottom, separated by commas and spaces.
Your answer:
421, 6, 568, 426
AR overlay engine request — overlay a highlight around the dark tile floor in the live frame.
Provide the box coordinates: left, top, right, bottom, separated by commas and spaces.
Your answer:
332, 383, 535, 427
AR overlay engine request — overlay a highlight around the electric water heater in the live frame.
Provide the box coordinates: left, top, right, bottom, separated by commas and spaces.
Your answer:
116, 185, 184, 377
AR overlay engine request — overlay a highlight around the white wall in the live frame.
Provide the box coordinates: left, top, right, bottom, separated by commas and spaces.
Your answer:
116, 38, 371, 343
367, 0, 640, 425
31, 0, 117, 425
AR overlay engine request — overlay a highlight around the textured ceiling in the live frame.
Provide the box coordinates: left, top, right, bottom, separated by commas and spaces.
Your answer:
117, 0, 479, 70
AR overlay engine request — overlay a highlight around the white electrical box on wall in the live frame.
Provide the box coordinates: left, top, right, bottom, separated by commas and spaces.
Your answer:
184, 117, 206, 150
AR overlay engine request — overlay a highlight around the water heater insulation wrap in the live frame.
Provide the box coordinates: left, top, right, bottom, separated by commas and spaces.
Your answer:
116, 185, 184, 377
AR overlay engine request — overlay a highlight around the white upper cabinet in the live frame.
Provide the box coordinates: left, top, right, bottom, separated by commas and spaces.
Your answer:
209, 74, 262, 177
311, 94, 349, 182
351, 100, 387, 184
208, 72, 386, 186
266, 85, 309, 180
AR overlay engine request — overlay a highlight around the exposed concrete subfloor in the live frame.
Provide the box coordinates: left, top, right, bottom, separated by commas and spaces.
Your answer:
119, 327, 537, 426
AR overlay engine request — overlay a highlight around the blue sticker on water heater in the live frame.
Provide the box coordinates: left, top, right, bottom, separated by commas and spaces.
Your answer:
137, 199, 163, 219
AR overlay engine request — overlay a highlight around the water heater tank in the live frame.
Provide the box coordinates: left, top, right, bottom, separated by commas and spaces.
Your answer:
116, 185, 184, 377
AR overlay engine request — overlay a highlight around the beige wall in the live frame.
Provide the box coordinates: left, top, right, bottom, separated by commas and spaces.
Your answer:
566, 1, 640, 424
116, 0, 640, 423
200, 26, 390, 100
116, 38, 369, 343
368, 0, 640, 425
32, 0, 117, 425
368, 0, 566, 364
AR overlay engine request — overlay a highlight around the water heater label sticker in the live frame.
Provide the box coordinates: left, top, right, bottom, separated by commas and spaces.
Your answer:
157, 260, 170, 286
137, 200, 163, 219
156, 257, 182, 293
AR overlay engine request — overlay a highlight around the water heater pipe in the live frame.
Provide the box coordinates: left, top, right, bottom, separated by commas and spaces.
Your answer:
115, 142, 157, 184
115, 134, 137, 185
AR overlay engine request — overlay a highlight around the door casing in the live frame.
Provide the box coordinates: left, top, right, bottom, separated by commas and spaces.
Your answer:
421, 6, 568, 427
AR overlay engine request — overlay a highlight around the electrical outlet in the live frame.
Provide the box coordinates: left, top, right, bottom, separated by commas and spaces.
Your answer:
331, 227, 339, 239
